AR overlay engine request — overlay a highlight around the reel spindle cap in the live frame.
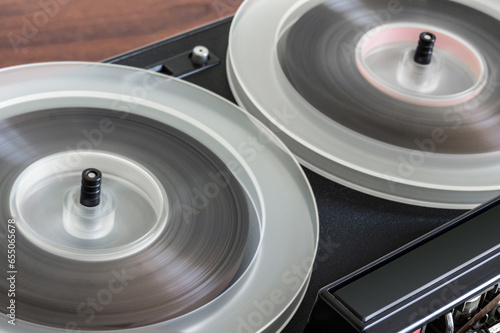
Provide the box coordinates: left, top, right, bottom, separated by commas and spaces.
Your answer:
414, 32, 437, 65
80, 168, 102, 207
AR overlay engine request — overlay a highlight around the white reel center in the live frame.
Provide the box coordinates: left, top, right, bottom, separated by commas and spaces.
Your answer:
10, 151, 168, 261
356, 25, 487, 106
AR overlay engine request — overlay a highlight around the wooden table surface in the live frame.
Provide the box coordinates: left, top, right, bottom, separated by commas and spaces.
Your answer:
0, 0, 242, 69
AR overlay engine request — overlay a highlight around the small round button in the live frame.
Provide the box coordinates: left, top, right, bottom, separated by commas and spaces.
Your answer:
191, 46, 210, 66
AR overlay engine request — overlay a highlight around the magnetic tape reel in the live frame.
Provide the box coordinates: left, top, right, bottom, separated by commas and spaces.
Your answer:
227, 0, 500, 209
0, 63, 318, 332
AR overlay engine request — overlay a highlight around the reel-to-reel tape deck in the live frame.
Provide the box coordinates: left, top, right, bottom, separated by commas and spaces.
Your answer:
1, 1, 500, 332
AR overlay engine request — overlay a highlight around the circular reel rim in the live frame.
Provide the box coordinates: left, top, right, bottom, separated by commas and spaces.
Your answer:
227, 0, 500, 209
0, 62, 319, 332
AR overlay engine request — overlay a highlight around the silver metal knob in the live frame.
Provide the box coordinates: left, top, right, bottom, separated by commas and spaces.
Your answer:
191, 45, 210, 66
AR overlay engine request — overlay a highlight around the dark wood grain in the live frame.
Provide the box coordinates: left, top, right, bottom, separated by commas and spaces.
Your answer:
0, 0, 242, 68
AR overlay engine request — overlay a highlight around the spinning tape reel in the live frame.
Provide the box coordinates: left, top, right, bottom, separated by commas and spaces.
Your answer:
228, 0, 500, 209
0, 63, 318, 332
